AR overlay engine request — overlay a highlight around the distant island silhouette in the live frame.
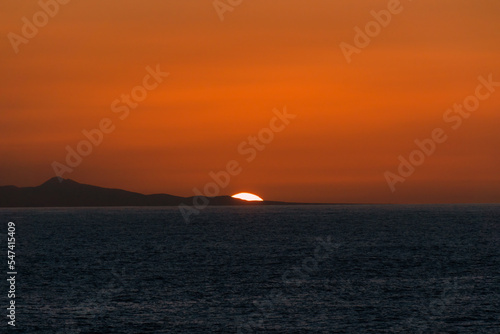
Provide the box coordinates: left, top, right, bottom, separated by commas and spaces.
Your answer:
0, 177, 307, 207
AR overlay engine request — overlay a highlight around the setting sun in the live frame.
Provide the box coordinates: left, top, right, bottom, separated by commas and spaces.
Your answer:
231, 193, 264, 202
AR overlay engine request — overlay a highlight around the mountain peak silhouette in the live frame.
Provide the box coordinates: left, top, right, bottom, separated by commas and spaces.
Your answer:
0, 178, 294, 207
40, 177, 78, 187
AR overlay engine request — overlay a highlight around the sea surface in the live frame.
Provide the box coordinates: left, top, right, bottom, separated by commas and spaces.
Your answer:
0, 205, 499, 333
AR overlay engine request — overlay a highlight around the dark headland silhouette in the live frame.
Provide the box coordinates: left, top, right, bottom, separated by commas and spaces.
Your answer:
0, 177, 310, 207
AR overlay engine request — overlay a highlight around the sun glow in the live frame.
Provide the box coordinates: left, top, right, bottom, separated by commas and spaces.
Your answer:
231, 192, 264, 202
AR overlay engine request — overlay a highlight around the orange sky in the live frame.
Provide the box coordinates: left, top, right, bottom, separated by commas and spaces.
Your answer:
1, 0, 499, 203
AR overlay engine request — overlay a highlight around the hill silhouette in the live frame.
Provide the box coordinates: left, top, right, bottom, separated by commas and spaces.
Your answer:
0, 177, 292, 207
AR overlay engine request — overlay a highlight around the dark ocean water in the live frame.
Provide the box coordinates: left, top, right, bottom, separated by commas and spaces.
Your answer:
0, 205, 499, 333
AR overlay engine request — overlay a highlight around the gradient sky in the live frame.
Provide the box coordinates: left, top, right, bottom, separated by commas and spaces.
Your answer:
1, 0, 499, 203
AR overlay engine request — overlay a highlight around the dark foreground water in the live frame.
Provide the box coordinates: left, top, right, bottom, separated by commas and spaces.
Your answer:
0, 205, 499, 333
